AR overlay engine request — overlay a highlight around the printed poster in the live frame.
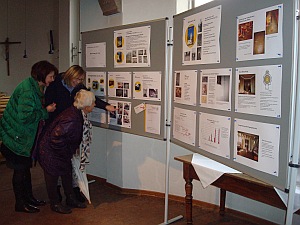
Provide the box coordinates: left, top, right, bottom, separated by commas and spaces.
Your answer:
182, 5, 221, 65
86, 71, 106, 97
235, 65, 282, 118
145, 104, 161, 135
236, 4, 283, 61
108, 72, 132, 98
234, 118, 280, 176
133, 71, 161, 101
86, 42, 106, 67
174, 70, 197, 106
199, 113, 231, 159
108, 100, 131, 128
200, 68, 232, 111
114, 26, 151, 68
173, 107, 196, 146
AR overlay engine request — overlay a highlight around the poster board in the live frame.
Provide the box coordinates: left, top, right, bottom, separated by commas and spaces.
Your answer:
81, 18, 168, 140
171, 0, 295, 190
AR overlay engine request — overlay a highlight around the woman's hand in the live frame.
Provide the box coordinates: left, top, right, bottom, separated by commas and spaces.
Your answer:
46, 103, 56, 112
105, 104, 117, 113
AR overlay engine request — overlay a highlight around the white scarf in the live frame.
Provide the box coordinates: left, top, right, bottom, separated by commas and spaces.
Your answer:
80, 110, 92, 170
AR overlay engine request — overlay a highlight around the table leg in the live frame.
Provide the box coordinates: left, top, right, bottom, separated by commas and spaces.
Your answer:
220, 188, 226, 216
185, 178, 193, 224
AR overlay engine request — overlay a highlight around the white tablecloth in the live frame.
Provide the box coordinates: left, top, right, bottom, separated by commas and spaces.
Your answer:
191, 153, 241, 188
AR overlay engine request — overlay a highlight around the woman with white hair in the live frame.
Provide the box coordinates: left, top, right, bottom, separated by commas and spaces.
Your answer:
37, 89, 95, 214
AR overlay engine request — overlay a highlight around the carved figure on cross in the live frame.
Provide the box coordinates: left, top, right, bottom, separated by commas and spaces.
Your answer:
0, 37, 21, 76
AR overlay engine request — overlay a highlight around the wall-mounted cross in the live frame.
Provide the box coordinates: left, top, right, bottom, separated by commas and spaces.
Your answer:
0, 38, 21, 76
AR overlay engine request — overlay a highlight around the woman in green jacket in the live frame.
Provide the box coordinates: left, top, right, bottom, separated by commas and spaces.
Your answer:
0, 60, 57, 213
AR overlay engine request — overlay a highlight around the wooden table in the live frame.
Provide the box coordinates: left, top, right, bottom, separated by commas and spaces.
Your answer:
174, 154, 293, 224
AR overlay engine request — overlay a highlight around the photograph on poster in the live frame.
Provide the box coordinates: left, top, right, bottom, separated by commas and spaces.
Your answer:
237, 131, 259, 162
238, 21, 253, 41
238, 74, 255, 95
266, 9, 279, 35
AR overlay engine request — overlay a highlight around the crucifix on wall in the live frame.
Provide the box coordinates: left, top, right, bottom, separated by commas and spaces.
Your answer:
0, 38, 21, 76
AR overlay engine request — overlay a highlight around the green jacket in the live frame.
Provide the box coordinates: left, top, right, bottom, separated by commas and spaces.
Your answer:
0, 77, 48, 157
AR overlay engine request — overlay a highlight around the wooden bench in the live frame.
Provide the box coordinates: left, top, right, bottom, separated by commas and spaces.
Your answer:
174, 154, 299, 224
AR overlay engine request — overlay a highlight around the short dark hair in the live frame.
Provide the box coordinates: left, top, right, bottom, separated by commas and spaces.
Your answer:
31, 60, 58, 82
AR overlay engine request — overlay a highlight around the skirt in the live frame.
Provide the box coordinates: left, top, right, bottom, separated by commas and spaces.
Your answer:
0, 143, 32, 170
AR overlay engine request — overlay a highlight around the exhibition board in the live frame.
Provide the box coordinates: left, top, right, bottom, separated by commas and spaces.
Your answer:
171, 0, 295, 190
81, 18, 168, 141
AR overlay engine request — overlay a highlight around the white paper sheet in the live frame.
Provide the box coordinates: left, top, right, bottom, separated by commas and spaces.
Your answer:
191, 153, 241, 188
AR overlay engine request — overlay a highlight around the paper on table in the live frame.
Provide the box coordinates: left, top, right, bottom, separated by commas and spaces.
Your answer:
191, 153, 241, 188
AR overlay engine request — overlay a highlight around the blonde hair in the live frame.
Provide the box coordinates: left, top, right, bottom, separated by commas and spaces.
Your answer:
62, 65, 86, 86
73, 90, 95, 109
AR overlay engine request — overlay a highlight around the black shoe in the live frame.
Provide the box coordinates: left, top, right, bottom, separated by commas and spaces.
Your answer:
50, 204, 72, 214
73, 187, 86, 203
57, 186, 63, 202
66, 196, 87, 209
15, 203, 40, 213
27, 196, 46, 206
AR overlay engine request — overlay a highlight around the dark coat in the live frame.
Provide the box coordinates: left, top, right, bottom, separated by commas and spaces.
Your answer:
45, 73, 108, 126
38, 105, 83, 176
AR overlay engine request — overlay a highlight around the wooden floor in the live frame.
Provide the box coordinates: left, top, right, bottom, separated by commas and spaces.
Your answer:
0, 161, 276, 225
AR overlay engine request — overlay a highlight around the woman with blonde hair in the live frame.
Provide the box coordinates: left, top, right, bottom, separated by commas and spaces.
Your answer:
38, 90, 95, 214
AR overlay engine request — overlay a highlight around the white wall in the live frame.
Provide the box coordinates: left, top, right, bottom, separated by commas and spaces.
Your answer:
0, 0, 60, 95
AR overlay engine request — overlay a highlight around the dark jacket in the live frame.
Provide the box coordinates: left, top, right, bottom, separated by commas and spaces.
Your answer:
44, 73, 108, 125
38, 105, 83, 176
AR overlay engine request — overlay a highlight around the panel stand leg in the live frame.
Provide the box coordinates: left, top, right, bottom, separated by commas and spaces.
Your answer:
219, 188, 226, 216
185, 178, 193, 225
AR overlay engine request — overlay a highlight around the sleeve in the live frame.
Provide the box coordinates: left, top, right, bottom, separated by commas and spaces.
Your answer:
78, 84, 109, 110
44, 81, 56, 106
95, 96, 109, 110
17, 91, 48, 124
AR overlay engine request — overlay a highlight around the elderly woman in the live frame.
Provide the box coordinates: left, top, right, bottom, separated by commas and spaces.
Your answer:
44, 65, 116, 202
38, 90, 95, 214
